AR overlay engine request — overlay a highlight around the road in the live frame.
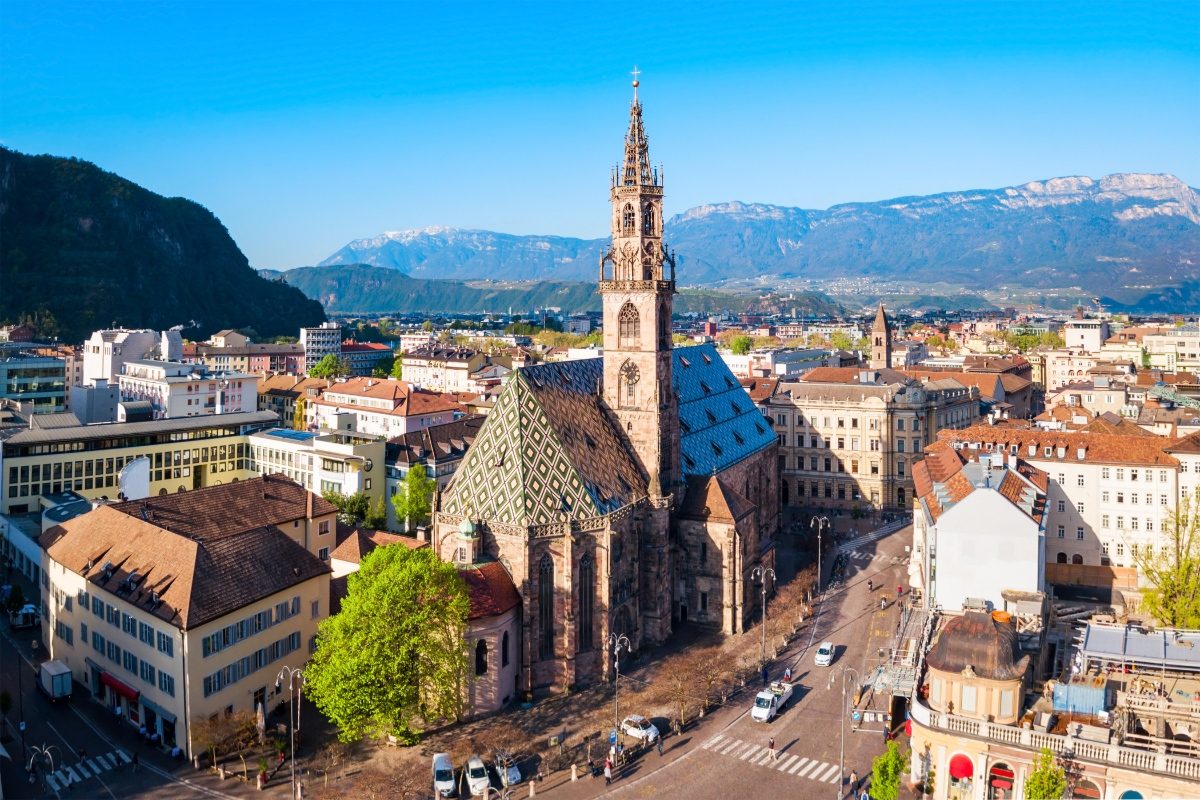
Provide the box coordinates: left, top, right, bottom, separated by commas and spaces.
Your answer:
595, 523, 914, 800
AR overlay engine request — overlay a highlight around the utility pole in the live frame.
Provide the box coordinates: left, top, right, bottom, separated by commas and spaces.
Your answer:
750, 565, 776, 667
810, 516, 830, 592
828, 666, 859, 799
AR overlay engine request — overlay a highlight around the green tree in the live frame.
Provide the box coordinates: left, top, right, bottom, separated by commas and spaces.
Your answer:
371, 354, 395, 378
830, 330, 856, 352
421, 320, 434, 332
1023, 748, 1066, 800
306, 546, 470, 743
390, 356, 404, 380
292, 397, 307, 432
1135, 488, 1200, 628
729, 335, 753, 355
672, 333, 692, 346
869, 740, 906, 800
322, 490, 386, 529
309, 354, 350, 379
392, 465, 435, 532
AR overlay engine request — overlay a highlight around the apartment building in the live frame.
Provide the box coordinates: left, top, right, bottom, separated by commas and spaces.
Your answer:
190, 343, 305, 376
300, 322, 342, 374
1063, 318, 1111, 353
82, 329, 163, 386
401, 345, 487, 393
39, 476, 332, 758
385, 415, 484, 530
0, 411, 278, 514
1044, 377, 1134, 418
340, 340, 394, 376
764, 367, 980, 513
117, 360, 258, 419
1143, 325, 1200, 372
310, 377, 462, 437
257, 375, 330, 428
935, 426, 1181, 591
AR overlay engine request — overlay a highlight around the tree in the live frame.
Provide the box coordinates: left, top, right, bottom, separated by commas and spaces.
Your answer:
672, 333, 692, 346
390, 356, 404, 380
309, 354, 350, 379
292, 397, 307, 432
191, 710, 258, 767
729, 335, 753, 355
392, 465, 436, 532
1023, 748, 1066, 800
305, 546, 470, 743
322, 490, 386, 529
830, 331, 856, 352
1135, 488, 1200, 628
371, 354, 395, 378
421, 320, 434, 332
869, 740, 907, 800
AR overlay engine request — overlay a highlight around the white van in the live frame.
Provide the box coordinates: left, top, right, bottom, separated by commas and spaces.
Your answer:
432, 752, 456, 798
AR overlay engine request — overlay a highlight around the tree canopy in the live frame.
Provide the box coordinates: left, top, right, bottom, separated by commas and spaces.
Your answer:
729, 335, 752, 355
305, 546, 470, 743
309, 354, 351, 379
1136, 488, 1200, 628
1023, 748, 1066, 799
869, 740, 906, 800
392, 465, 435, 532
292, 396, 307, 432
371, 353, 396, 378
322, 490, 388, 530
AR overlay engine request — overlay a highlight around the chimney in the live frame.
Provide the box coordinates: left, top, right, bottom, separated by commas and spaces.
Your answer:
306, 489, 314, 520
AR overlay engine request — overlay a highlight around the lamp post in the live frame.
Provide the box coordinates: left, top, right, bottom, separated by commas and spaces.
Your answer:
827, 666, 859, 799
275, 665, 305, 800
750, 565, 776, 667
810, 516, 830, 592
608, 633, 631, 735
26, 743, 57, 790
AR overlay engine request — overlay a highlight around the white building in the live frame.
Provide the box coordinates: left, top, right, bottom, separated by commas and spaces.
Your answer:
401, 345, 485, 393
310, 377, 462, 438
1063, 319, 1110, 353
300, 322, 342, 374
117, 360, 258, 419
911, 443, 1047, 611
38, 476, 333, 758
82, 329, 160, 386
1143, 326, 1200, 373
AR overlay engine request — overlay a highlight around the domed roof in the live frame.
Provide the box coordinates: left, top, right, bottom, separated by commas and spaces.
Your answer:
458, 517, 476, 537
926, 611, 1029, 682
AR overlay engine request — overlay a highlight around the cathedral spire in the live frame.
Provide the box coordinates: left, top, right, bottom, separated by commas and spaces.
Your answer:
871, 301, 893, 370
620, 69, 656, 188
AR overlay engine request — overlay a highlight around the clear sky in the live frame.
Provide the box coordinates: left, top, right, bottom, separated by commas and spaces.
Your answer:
2, 1, 1197, 269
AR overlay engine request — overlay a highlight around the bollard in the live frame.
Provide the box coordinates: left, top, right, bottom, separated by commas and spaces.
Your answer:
571, 764, 578, 782
529, 780, 536, 797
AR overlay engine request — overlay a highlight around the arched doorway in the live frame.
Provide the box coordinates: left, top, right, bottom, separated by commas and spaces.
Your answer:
1071, 779, 1102, 799
1118, 791, 1144, 799
948, 753, 974, 800
987, 763, 1014, 800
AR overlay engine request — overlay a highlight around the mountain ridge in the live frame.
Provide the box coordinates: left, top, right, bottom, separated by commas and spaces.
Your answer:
318, 172, 1200, 298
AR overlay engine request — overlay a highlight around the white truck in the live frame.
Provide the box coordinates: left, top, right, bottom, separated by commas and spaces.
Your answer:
37, 659, 73, 701
751, 680, 793, 722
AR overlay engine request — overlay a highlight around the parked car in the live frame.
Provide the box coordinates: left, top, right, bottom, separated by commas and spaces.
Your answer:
494, 750, 522, 787
815, 641, 835, 667
432, 752, 456, 798
620, 714, 660, 743
465, 754, 490, 796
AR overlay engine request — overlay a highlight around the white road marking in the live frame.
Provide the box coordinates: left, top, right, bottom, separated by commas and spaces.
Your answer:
817, 763, 842, 783
797, 759, 822, 778
752, 749, 774, 765
703, 734, 725, 749
718, 739, 742, 755
115, 748, 132, 764
777, 754, 800, 771
47, 773, 63, 791
789, 757, 810, 774
88, 756, 106, 772
739, 744, 763, 760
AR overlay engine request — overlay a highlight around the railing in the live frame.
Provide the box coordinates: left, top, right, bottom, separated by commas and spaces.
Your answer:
1118, 691, 1200, 720
910, 697, 1200, 781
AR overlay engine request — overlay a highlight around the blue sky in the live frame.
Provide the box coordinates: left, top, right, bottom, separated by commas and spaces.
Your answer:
2, 1, 1197, 269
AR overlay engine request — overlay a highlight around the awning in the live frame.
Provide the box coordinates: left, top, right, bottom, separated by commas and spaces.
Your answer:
949, 754, 974, 780
139, 696, 177, 724
100, 672, 140, 702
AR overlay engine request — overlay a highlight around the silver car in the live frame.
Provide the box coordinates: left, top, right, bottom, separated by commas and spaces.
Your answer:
621, 714, 660, 743
465, 754, 490, 797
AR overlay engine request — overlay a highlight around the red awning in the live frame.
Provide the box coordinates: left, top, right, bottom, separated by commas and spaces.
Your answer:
100, 671, 140, 702
949, 754, 974, 780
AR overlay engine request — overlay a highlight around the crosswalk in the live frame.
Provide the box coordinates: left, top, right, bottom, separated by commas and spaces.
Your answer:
701, 734, 844, 784
45, 748, 132, 791
839, 520, 907, 552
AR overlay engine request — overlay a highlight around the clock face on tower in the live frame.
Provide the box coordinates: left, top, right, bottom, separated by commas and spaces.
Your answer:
620, 361, 641, 385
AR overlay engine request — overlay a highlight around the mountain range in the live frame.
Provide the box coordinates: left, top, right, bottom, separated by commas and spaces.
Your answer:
0, 148, 326, 342
318, 173, 1200, 303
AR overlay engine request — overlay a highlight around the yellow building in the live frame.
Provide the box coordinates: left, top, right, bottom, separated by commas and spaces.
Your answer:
39, 476, 333, 758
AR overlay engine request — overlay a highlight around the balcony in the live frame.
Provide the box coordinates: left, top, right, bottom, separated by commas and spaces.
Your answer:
909, 696, 1200, 781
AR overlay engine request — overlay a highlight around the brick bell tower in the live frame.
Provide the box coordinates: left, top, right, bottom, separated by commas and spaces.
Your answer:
600, 71, 679, 499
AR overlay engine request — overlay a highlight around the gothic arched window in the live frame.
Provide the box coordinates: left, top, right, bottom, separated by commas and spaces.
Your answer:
475, 639, 488, 676
619, 303, 640, 348
622, 204, 635, 234
501, 631, 510, 667
538, 554, 555, 660
643, 204, 655, 235
578, 554, 595, 651
659, 303, 670, 346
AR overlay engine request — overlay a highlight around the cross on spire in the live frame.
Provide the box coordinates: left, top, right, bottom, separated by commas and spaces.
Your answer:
630, 65, 641, 101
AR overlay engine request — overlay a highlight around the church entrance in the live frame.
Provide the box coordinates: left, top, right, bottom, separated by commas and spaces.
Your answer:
679, 603, 688, 623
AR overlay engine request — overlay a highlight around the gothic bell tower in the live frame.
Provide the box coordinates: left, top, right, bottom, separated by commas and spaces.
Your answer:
600, 74, 679, 498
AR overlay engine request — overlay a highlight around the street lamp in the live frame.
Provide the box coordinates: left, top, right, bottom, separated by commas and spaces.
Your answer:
827, 666, 860, 800
810, 516, 830, 592
275, 665, 305, 800
608, 633, 631, 735
26, 743, 58, 789
750, 565, 776, 667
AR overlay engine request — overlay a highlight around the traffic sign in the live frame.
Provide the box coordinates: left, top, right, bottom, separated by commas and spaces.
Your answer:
609, 729, 618, 745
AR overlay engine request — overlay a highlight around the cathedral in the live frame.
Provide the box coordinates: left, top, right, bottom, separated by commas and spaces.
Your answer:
433, 80, 779, 697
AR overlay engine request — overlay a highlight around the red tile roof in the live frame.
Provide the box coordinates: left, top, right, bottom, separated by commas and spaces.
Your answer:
938, 425, 1179, 466
460, 561, 521, 620
739, 376, 780, 403
331, 528, 426, 564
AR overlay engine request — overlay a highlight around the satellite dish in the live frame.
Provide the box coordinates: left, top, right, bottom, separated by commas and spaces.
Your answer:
119, 456, 152, 501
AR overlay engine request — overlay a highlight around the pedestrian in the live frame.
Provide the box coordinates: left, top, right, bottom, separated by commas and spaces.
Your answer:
849, 768, 858, 790
761, 664, 769, 686
604, 758, 613, 786
656, 736, 663, 757
768, 737, 776, 760
132, 752, 139, 772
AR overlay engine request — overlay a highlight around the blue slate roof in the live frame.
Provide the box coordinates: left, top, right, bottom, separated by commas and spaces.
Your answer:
672, 344, 775, 476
